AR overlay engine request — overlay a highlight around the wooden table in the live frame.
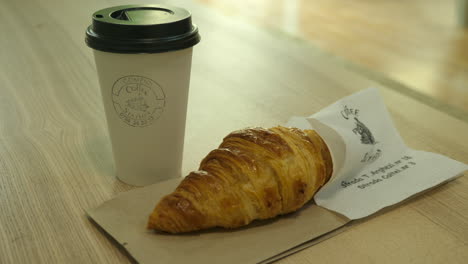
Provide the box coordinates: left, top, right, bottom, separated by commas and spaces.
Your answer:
197, 0, 468, 114
1, 0, 467, 263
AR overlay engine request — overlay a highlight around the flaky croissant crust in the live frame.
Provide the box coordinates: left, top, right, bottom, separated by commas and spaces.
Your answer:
148, 126, 332, 233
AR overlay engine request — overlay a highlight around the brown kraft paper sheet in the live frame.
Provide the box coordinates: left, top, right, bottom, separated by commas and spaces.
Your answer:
87, 178, 349, 264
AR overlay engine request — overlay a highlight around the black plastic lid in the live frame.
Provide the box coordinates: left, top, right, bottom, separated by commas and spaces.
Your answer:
85, 4, 200, 53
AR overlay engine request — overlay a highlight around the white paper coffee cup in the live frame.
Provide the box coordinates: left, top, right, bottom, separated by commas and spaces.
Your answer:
85, 5, 200, 186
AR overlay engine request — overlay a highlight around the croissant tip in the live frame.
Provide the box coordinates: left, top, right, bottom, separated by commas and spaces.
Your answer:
146, 221, 155, 230
147, 213, 160, 230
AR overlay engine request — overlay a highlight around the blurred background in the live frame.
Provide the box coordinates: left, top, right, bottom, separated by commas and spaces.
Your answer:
197, 0, 468, 113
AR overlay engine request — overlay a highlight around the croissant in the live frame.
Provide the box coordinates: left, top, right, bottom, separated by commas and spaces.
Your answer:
147, 126, 333, 233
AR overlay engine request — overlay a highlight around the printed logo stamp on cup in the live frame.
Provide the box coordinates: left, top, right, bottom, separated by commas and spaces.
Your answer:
112, 75, 165, 127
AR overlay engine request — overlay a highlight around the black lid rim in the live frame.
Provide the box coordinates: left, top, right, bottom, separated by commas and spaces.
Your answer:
85, 25, 200, 53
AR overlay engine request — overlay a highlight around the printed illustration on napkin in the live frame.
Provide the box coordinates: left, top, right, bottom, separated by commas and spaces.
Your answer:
287, 88, 467, 219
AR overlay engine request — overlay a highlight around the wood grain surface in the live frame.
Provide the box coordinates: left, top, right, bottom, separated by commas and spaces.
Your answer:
198, 0, 468, 114
0, 0, 467, 263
